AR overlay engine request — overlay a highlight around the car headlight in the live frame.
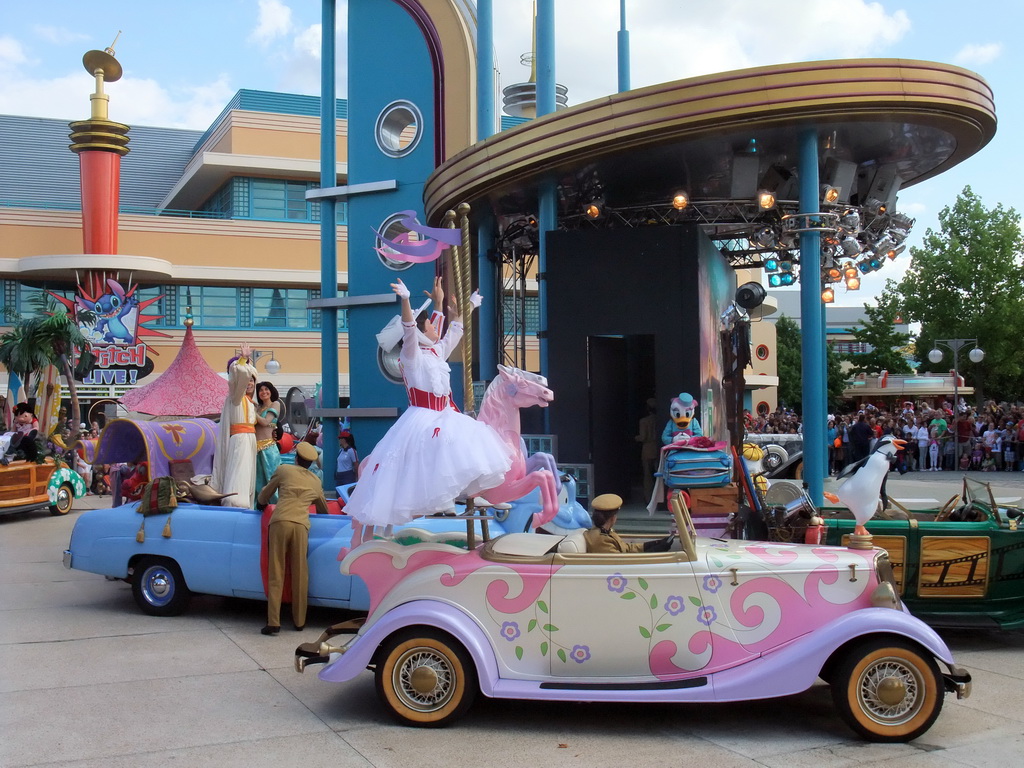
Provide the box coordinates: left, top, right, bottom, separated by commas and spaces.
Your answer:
872, 552, 902, 610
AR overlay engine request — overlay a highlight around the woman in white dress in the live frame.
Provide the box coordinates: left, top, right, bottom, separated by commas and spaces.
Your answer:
346, 278, 510, 536
211, 344, 258, 507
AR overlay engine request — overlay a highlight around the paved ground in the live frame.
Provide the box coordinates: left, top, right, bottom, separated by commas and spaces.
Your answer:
3, 472, 1024, 767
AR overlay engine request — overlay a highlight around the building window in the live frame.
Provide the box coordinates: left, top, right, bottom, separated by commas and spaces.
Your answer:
254, 287, 316, 329
502, 295, 540, 334
199, 178, 347, 224
252, 179, 309, 220
755, 344, 770, 361
179, 286, 238, 328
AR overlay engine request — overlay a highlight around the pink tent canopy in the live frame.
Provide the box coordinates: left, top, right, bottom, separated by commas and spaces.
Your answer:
119, 325, 228, 417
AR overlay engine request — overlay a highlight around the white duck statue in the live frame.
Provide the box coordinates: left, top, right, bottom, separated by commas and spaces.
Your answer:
835, 435, 906, 536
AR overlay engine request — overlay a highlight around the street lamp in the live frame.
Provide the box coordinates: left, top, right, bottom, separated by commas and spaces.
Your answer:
928, 338, 984, 466
236, 349, 281, 375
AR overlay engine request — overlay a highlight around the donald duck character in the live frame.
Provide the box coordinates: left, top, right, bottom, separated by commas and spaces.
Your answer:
662, 392, 703, 445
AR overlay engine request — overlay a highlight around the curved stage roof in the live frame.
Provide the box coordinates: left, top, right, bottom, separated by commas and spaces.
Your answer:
424, 58, 996, 250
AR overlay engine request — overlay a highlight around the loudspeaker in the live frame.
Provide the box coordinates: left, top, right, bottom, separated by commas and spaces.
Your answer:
736, 281, 767, 310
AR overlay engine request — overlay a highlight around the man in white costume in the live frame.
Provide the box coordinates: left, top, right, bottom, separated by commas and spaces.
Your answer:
211, 343, 259, 508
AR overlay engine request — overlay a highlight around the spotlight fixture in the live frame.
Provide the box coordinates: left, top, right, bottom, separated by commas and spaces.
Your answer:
822, 287, 835, 303
757, 190, 777, 210
857, 259, 872, 274
584, 202, 602, 219
821, 185, 841, 205
873, 234, 896, 255
846, 275, 861, 290
825, 266, 842, 281
843, 262, 858, 280
888, 244, 905, 260
764, 257, 779, 272
889, 211, 915, 231
778, 260, 793, 273
750, 226, 778, 248
863, 197, 887, 216
840, 236, 861, 257
840, 209, 861, 231
671, 191, 690, 210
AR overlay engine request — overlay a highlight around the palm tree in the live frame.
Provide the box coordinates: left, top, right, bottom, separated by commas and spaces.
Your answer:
0, 295, 95, 440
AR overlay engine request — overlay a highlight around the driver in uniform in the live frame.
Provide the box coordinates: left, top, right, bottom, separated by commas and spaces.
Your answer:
584, 493, 675, 553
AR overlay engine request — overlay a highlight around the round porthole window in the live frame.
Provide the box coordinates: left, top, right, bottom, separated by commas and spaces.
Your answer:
755, 344, 770, 361
375, 100, 423, 158
756, 401, 770, 416
375, 212, 419, 271
377, 345, 404, 385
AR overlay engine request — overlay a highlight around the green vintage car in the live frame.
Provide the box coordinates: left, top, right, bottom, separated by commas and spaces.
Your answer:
751, 478, 1024, 631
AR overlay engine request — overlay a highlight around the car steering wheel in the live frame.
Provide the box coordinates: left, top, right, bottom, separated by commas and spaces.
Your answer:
934, 494, 962, 522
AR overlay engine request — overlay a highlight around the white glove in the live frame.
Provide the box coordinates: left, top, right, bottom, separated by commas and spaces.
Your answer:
469, 290, 483, 309
391, 280, 410, 299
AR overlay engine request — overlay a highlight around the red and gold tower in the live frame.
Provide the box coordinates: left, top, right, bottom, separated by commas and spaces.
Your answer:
68, 37, 130, 297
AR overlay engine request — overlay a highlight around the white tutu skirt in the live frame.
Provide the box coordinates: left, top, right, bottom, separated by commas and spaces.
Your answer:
345, 406, 511, 527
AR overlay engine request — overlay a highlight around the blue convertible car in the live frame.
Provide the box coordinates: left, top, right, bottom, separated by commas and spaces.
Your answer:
62, 476, 591, 617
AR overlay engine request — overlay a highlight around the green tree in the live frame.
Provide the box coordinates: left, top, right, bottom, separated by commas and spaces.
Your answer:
840, 294, 912, 377
776, 315, 802, 408
775, 314, 846, 411
0, 295, 94, 440
894, 186, 1024, 401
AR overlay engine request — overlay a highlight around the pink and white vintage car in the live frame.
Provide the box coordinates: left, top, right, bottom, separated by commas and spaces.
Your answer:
295, 494, 971, 742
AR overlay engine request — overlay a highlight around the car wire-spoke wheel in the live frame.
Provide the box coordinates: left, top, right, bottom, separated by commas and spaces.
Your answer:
832, 638, 943, 742
376, 631, 476, 727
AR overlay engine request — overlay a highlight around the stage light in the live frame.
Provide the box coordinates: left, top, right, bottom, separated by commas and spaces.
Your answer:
873, 234, 896, 256
889, 211, 915, 231
888, 244, 905, 260
869, 255, 882, 271
846, 275, 861, 290
840, 209, 861, 231
584, 202, 601, 219
671, 191, 690, 210
821, 185, 840, 205
764, 257, 779, 271
858, 259, 872, 274
843, 262, 858, 280
822, 287, 835, 303
778, 260, 793, 272
826, 266, 842, 281
840, 236, 861, 257
864, 197, 887, 216
757, 190, 777, 210
751, 226, 778, 248
778, 273, 796, 286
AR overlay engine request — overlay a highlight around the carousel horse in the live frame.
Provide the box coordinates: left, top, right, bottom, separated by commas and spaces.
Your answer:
475, 364, 560, 529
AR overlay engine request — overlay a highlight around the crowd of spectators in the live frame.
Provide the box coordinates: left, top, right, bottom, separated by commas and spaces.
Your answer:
746, 399, 1024, 475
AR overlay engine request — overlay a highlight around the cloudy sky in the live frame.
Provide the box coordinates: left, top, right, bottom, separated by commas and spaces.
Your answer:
1, 0, 1019, 306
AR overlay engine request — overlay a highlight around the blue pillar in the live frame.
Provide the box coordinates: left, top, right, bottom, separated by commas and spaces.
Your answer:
476, 0, 494, 141
477, 217, 497, 376
536, 0, 555, 383
536, 0, 555, 115
617, 0, 630, 92
318, 0, 339, 491
798, 128, 824, 504
476, 0, 498, 378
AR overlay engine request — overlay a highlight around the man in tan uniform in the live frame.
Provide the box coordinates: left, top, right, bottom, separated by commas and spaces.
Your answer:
583, 493, 675, 554
257, 441, 329, 634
